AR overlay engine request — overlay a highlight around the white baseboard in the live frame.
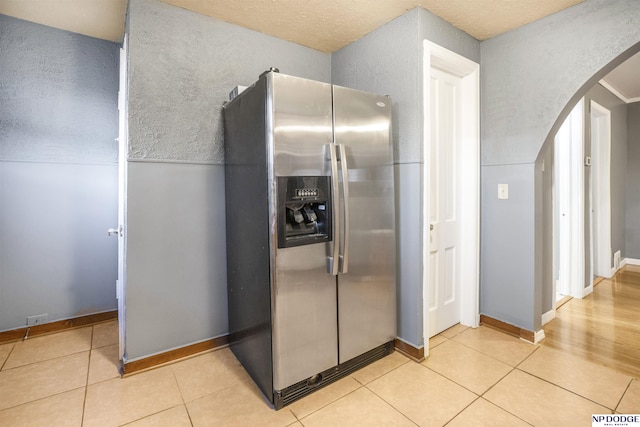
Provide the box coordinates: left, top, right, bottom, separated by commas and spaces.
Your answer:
541, 309, 556, 326
623, 258, 640, 266
534, 329, 546, 344
584, 284, 593, 297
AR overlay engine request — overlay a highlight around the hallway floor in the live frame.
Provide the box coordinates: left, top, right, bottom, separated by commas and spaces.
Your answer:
1, 270, 640, 426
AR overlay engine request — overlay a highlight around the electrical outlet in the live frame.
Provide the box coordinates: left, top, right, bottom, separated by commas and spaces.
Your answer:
26, 313, 48, 326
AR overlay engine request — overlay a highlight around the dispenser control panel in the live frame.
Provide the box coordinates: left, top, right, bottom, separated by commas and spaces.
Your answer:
277, 176, 332, 248
295, 188, 319, 198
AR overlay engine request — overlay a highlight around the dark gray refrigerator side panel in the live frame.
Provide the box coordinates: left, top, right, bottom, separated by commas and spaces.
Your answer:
333, 85, 397, 363
223, 78, 274, 403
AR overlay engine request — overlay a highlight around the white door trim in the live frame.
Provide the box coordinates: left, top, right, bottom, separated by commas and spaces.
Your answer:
117, 37, 129, 361
590, 100, 612, 280
422, 40, 479, 356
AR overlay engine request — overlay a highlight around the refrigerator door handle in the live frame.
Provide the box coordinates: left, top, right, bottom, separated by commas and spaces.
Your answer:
326, 143, 340, 276
338, 144, 350, 274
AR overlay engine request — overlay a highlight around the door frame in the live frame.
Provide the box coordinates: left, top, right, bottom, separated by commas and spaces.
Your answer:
590, 100, 613, 279
422, 40, 479, 355
553, 99, 586, 302
117, 37, 128, 360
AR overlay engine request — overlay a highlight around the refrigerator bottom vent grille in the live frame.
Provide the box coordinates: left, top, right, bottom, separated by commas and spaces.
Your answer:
273, 341, 394, 410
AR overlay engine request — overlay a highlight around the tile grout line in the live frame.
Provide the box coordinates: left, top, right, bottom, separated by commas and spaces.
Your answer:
0, 342, 16, 371
1, 327, 95, 372
512, 366, 619, 412
474, 365, 535, 426
295, 377, 366, 421
117, 404, 188, 427
166, 364, 198, 427
425, 343, 538, 427
0, 386, 87, 414
440, 396, 482, 427
418, 355, 529, 424
166, 364, 196, 426
448, 326, 540, 367
613, 378, 634, 413
1, 348, 94, 372
515, 344, 627, 411
362, 359, 477, 427
359, 384, 420, 427
81, 325, 95, 426
296, 361, 414, 425
296, 383, 365, 423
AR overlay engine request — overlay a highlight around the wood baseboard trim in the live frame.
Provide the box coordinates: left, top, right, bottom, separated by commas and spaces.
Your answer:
394, 338, 424, 362
0, 310, 118, 344
480, 314, 536, 343
122, 335, 229, 376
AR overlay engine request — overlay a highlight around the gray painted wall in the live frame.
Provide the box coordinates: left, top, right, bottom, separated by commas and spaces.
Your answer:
332, 7, 480, 347
538, 143, 554, 316
481, 163, 537, 327
0, 15, 119, 331
626, 102, 640, 258
482, 0, 640, 166
480, 0, 640, 332
125, 0, 331, 360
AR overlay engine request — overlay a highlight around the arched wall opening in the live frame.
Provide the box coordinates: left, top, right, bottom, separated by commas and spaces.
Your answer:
536, 42, 640, 333
480, 0, 640, 337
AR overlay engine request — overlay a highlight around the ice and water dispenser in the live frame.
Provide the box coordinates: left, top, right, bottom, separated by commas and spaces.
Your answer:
277, 176, 332, 248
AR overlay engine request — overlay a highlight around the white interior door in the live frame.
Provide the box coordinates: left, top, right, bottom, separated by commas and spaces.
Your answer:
554, 117, 572, 298
591, 100, 612, 279
428, 67, 461, 337
117, 42, 128, 360
553, 99, 585, 301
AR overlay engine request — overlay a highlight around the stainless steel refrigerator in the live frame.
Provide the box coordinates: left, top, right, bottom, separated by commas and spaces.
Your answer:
223, 70, 396, 409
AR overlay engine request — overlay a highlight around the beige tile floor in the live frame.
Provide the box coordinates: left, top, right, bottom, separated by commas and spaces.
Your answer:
1, 321, 639, 426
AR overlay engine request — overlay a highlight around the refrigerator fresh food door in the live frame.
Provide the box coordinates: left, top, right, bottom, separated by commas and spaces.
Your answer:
269, 73, 339, 391
332, 85, 396, 363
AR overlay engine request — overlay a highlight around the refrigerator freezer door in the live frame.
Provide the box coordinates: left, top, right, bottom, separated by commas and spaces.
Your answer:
270, 73, 339, 391
333, 85, 396, 363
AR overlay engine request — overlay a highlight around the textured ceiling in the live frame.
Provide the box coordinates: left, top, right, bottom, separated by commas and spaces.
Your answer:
0, 0, 585, 49
601, 52, 640, 103
0, 0, 127, 42
161, 0, 584, 52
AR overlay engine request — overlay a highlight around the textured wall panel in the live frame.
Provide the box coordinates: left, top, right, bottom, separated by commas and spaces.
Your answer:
124, 0, 331, 360
332, 8, 479, 165
0, 14, 119, 164
127, 0, 330, 164
626, 102, 640, 258
481, 0, 640, 166
0, 15, 119, 332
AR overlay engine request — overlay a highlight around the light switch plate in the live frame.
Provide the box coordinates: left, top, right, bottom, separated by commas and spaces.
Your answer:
498, 184, 509, 200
